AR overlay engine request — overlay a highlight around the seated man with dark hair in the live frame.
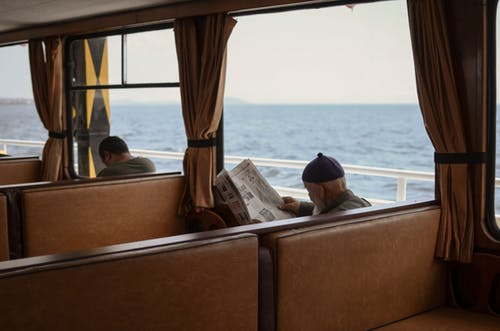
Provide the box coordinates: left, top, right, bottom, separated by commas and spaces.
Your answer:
98, 136, 156, 177
280, 152, 371, 216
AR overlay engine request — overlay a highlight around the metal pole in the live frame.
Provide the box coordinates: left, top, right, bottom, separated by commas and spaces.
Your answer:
396, 177, 407, 201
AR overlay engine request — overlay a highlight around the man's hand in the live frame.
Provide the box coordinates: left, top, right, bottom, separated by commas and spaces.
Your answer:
279, 196, 300, 215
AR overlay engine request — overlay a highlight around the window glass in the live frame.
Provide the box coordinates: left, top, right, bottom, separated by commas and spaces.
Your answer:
126, 29, 179, 83
69, 36, 122, 86
0, 44, 45, 156
71, 88, 184, 176
68, 26, 182, 177
224, 1, 435, 206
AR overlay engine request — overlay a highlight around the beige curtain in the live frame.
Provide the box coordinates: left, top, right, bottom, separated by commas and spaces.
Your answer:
29, 37, 68, 181
407, 0, 485, 262
174, 14, 236, 214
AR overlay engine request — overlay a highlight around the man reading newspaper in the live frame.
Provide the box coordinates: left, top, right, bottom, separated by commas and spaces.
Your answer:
214, 159, 294, 225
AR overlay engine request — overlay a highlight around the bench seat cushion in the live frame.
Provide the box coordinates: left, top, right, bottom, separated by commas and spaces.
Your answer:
374, 307, 500, 331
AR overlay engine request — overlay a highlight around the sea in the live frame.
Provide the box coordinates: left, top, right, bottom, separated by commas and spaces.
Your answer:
1, 102, 499, 211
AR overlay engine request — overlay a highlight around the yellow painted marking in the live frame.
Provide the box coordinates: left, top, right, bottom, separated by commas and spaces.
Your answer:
100, 40, 111, 123
84, 40, 97, 129
88, 147, 96, 178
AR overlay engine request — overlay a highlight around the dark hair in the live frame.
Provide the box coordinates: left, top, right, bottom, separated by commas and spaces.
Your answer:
99, 136, 129, 159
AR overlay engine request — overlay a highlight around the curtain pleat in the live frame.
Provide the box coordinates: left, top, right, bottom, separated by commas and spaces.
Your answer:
29, 37, 68, 181
407, 0, 481, 262
174, 14, 236, 214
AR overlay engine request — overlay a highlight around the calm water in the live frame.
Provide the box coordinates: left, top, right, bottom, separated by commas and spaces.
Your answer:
2, 102, 497, 207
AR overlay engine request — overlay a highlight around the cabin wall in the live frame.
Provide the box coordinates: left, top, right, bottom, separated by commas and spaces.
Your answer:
445, 0, 500, 251
0, 194, 8, 261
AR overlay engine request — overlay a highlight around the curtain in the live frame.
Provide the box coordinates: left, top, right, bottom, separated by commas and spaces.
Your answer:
174, 14, 236, 214
29, 37, 68, 181
407, 0, 484, 262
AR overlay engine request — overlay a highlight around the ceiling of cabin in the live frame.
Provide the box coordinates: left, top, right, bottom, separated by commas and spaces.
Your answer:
0, 0, 189, 34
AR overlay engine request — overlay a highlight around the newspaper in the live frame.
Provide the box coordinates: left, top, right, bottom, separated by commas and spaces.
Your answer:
214, 159, 294, 224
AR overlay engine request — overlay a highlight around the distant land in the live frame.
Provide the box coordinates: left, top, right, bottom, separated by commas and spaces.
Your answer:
0, 98, 33, 105
112, 96, 250, 107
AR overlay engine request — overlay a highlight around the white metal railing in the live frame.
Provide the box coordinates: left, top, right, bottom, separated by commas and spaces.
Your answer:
0, 138, 432, 204
224, 154, 435, 204
2, 138, 499, 205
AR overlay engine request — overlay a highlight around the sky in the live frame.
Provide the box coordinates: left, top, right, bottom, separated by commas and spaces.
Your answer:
226, 1, 417, 104
0, 0, 499, 104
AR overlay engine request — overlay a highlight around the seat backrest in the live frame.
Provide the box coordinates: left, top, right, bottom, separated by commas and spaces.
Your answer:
262, 207, 447, 331
20, 174, 186, 257
0, 233, 259, 331
0, 193, 8, 261
0, 157, 41, 185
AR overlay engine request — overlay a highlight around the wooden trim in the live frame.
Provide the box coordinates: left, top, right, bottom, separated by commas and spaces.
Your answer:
0, 0, 345, 45
0, 233, 257, 278
0, 200, 439, 272
0, 156, 39, 162
0, 171, 181, 192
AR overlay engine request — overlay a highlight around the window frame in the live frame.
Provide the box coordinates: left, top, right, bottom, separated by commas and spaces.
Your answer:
231, 0, 500, 241
64, 22, 180, 178
487, 0, 500, 239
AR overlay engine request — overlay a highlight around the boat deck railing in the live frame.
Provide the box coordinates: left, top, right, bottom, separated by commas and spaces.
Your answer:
0, 138, 434, 204
2, 138, 499, 213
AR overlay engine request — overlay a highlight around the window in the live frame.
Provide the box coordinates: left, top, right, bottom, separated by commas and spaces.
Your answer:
225, 1, 435, 206
0, 44, 44, 156
67, 25, 185, 177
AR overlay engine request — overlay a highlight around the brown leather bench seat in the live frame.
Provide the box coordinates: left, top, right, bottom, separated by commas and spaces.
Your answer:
0, 156, 41, 185
4, 173, 186, 258
0, 200, 497, 330
0, 233, 259, 331
260, 205, 500, 330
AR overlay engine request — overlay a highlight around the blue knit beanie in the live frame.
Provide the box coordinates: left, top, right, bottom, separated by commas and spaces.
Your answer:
302, 153, 345, 183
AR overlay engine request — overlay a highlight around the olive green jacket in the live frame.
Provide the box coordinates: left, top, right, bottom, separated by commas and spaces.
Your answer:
98, 157, 156, 177
297, 189, 371, 216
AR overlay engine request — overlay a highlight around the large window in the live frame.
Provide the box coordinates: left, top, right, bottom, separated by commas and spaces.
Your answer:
224, 1, 435, 206
0, 44, 44, 156
67, 26, 185, 177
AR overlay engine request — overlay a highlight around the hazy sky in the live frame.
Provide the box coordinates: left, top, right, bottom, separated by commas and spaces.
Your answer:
226, 1, 417, 104
0, 0, 498, 104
